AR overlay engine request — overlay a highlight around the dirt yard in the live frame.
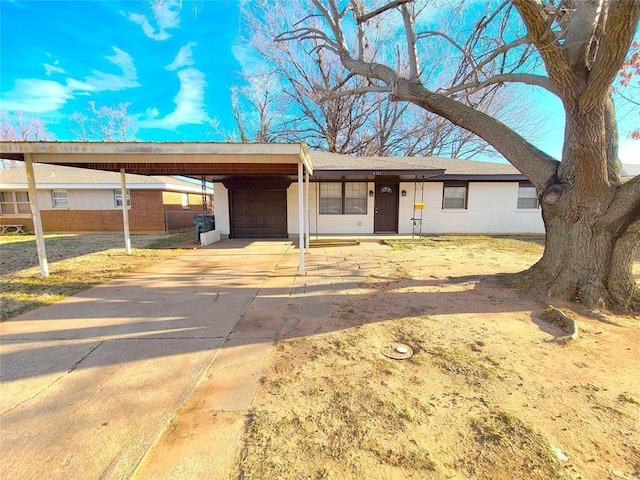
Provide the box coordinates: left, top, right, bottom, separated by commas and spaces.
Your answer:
236, 237, 640, 480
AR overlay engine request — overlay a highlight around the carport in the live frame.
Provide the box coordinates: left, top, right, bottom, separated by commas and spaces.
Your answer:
0, 142, 314, 275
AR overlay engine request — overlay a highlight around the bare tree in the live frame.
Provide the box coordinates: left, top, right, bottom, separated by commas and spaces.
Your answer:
230, 73, 284, 143
278, 0, 640, 311
69, 101, 138, 141
0, 110, 54, 168
238, 0, 543, 158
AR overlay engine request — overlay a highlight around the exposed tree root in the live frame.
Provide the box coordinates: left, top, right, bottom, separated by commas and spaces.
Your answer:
540, 305, 579, 342
493, 271, 640, 315
581, 309, 625, 327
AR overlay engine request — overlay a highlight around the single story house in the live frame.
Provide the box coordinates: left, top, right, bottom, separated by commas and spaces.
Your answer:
0, 143, 545, 239
0, 164, 214, 233
212, 151, 544, 238
0, 141, 548, 274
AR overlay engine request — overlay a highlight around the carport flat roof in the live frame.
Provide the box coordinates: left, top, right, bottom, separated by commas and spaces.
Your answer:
0, 141, 314, 176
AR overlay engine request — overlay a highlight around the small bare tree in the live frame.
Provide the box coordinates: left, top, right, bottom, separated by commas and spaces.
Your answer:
0, 110, 54, 168
69, 101, 138, 141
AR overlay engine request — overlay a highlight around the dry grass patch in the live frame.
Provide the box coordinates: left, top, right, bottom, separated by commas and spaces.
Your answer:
236, 236, 640, 480
0, 233, 196, 320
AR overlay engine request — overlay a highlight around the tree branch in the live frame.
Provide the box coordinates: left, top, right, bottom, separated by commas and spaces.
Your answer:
580, 0, 640, 111
337, 50, 558, 187
319, 85, 393, 100
401, 3, 419, 80
605, 174, 640, 230
444, 73, 558, 96
458, 36, 530, 83
511, 0, 574, 99
356, 0, 414, 24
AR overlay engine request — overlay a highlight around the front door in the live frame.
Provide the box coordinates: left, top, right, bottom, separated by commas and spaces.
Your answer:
374, 181, 399, 233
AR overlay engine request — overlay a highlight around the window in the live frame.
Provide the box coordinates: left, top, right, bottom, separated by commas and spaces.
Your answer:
114, 189, 131, 208
442, 182, 468, 209
517, 182, 539, 209
181, 193, 189, 209
51, 190, 68, 208
344, 182, 367, 214
0, 191, 30, 215
319, 182, 367, 215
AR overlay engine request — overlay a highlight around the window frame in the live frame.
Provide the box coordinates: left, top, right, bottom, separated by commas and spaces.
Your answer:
181, 193, 190, 209
517, 181, 539, 209
51, 190, 69, 209
0, 191, 30, 216
319, 181, 368, 215
442, 181, 468, 210
114, 189, 132, 208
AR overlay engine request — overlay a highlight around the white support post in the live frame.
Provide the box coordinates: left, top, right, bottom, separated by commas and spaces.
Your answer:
298, 162, 305, 275
25, 154, 49, 277
120, 168, 132, 255
305, 169, 310, 252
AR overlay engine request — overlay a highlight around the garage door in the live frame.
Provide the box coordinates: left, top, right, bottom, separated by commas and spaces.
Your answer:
230, 189, 288, 238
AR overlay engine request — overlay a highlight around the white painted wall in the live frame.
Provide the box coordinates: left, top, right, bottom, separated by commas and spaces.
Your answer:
288, 182, 376, 236
212, 183, 230, 235
36, 189, 125, 211
290, 180, 544, 236
220, 180, 544, 238
397, 181, 544, 234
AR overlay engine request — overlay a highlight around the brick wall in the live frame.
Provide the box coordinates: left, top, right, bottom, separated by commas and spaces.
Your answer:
16, 191, 167, 233
0, 190, 216, 234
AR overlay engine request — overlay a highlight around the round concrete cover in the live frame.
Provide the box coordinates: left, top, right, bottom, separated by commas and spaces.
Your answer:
381, 342, 414, 359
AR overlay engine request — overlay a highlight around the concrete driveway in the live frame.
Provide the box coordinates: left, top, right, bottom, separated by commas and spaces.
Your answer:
0, 240, 298, 480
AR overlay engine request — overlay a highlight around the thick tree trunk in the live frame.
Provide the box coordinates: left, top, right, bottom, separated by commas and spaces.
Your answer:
512, 203, 640, 312
319, 0, 640, 312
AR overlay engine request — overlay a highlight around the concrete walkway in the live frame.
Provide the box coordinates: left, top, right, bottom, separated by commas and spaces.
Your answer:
0, 239, 389, 480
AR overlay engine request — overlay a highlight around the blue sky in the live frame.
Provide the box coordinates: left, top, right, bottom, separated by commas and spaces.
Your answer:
0, 0, 638, 164
1, 0, 242, 141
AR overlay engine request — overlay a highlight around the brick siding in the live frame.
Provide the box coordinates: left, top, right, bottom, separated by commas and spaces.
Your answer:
1, 191, 167, 233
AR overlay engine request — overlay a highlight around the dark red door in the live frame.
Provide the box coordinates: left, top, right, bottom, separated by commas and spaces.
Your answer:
374, 181, 398, 233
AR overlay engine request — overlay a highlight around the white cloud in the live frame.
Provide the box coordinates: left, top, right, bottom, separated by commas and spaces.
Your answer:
139, 68, 208, 129
166, 42, 197, 71
44, 62, 66, 76
2, 47, 139, 113
129, 12, 170, 41
128, 0, 182, 41
0, 79, 73, 113
67, 47, 139, 93
153, 0, 181, 30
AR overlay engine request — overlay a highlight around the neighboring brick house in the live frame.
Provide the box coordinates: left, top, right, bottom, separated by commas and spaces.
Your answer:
0, 164, 213, 233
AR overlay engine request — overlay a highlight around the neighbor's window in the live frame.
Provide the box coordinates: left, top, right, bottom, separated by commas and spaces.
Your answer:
51, 190, 68, 208
114, 189, 131, 208
0, 191, 30, 215
517, 182, 539, 209
442, 182, 468, 209
319, 182, 367, 215
181, 193, 189, 209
